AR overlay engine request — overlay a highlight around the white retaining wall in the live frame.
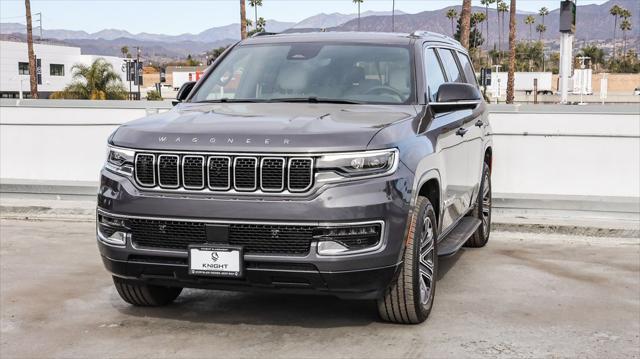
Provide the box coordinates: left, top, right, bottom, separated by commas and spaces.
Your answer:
1, 100, 638, 211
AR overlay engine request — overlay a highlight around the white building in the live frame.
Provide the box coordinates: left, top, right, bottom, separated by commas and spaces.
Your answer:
0, 40, 126, 98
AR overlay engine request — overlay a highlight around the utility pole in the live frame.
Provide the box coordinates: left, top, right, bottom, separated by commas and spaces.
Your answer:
24, 0, 38, 99
392, 0, 395, 32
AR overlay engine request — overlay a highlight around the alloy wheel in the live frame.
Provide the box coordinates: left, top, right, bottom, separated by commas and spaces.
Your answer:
418, 212, 435, 305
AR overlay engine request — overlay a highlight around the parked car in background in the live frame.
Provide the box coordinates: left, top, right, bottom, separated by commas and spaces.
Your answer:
97, 31, 493, 324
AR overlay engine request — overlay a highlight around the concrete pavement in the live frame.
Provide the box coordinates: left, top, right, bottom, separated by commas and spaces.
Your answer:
1, 218, 638, 358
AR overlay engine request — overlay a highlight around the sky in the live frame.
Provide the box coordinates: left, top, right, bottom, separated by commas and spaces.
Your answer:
0, 0, 609, 35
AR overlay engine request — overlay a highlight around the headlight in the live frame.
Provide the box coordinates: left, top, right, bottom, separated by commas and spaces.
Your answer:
316, 149, 398, 178
105, 145, 135, 175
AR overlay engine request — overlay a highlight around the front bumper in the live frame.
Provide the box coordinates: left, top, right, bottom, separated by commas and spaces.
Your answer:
97, 164, 414, 299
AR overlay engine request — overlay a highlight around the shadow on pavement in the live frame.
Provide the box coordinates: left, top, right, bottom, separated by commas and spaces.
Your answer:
115, 252, 465, 328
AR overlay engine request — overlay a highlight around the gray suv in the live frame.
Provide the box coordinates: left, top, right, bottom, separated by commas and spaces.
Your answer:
97, 31, 492, 324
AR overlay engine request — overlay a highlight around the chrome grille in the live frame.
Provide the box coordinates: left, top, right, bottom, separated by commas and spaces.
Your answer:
158, 155, 179, 188
182, 156, 204, 189
234, 157, 258, 191
133, 152, 314, 193
288, 158, 314, 192
135, 154, 155, 186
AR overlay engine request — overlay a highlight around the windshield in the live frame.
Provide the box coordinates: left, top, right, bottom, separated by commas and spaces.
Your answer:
191, 43, 414, 104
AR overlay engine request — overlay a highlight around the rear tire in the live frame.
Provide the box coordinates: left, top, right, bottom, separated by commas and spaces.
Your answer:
377, 196, 437, 324
465, 162, 491, 248
113, 276, 182, 306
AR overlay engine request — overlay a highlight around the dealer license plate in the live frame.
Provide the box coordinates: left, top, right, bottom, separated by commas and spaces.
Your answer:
188, 245, 243, 278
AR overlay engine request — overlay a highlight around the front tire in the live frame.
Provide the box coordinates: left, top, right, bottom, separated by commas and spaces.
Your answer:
113, 276, 182, 306
377, 196, 437, 324
465, 162, 492, 247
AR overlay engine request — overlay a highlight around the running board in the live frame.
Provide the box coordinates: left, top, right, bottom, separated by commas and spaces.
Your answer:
437, 217, 482, 256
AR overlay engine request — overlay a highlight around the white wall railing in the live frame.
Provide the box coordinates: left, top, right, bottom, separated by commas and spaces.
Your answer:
1, 99, 638, 213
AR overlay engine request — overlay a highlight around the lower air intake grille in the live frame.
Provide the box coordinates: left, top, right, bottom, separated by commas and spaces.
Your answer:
128, 218, 314, 255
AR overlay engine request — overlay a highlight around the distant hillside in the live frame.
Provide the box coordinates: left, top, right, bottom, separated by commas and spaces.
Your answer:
333, 0, 639, 43
292, 10, 405, 29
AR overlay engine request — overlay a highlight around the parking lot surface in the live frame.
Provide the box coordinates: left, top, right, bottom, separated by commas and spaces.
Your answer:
1, 218, 638, 358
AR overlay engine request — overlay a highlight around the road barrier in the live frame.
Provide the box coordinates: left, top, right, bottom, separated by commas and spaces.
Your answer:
1, 99, 638, 215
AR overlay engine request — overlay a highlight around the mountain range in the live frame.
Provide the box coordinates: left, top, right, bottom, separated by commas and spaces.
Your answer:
1, 0, 637, 62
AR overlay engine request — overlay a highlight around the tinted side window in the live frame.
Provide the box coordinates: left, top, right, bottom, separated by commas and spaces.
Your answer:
437, 48, 464, 83
457, 52, 478, 86
424, 48, 447, 102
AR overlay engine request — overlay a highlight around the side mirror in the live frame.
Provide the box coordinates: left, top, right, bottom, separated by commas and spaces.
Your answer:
431, 83, 482, 112
172, 81, 196, 106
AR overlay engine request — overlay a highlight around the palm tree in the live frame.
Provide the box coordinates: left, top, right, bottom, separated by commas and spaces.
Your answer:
524, 15, 536, 43
24, 0, 38, 98
446, 8, 458, 37
538, 7, 549, 26
240, 0, 247, 39
498, 1, 509, 56
480, 0, 496, 49
472, 12, 487, 49
460, 0, 472, 49
51, 58, 127, 100
249, 0, 262, 31
620, 16, 632, 58
353, 0, 364, 31
506, 0, 516, 104
536, 24, 547, 42
120, 46, 129, 58
610, 5, 623, 59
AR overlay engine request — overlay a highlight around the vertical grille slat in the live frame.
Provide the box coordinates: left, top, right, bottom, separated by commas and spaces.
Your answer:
182, 156, 205, 189
288, 158, 314, 192
158, 155, 179, 188
134, 152, 314, 194
134, 154, 155, 187
208, 156, 231, 190
234, 157, 257, 191
260, 158, 285, 192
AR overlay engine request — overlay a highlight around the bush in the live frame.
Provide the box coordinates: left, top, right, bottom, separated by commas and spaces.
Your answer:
146, 90, 163, 101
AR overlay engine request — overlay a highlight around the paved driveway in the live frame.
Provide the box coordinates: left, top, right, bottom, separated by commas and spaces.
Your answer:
1, 219, 638, 358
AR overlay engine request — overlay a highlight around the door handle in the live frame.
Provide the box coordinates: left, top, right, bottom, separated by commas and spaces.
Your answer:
456, 127, 468, 137
475, 119, 484, 127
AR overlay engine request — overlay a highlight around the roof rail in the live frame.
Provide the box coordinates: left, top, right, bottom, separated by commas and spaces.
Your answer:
250, 31, 278, 38
408, 30, 461, 45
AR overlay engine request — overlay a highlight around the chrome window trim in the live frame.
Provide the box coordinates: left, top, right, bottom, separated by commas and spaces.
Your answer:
134, 153, 156, 187
288, 157, 314, 193
182, 155, 206, 190
207, 156, 232, 191
260, 157, 285, 192
233, 156, 258, 191
157, 154, 180, 189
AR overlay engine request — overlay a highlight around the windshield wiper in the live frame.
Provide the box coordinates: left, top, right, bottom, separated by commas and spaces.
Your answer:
193, 98, 267, 103
267, 97, 362, 104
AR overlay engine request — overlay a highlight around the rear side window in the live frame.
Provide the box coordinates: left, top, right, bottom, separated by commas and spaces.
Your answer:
437, 48, 464, 83
424, 49, 446, 102
457, 52, 478, 86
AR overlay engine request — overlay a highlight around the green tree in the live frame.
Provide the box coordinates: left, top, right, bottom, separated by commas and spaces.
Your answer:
455, 13, 485, 50
353, 0, 364, 31
471, 12, 487, 49
536, 24, 547, 41
446, 8, 458, 37
51, 58, 127, 100
120, 46, 129, 58
480, 0, 495, 49
620, 16, 632, 57
247, 17, 267, 36
579, 45, 605, 71
248, 0, 262, 31
609, 5, 623, 59
538, 7, 549, 25
524, 15, 536, 43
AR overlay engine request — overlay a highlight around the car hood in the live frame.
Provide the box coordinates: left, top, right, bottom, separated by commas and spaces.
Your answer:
111, 102, 418, 153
